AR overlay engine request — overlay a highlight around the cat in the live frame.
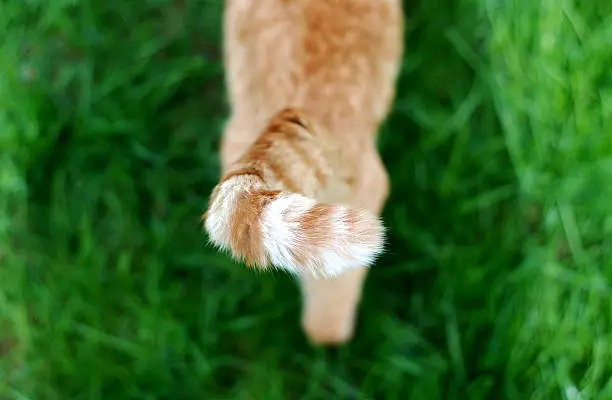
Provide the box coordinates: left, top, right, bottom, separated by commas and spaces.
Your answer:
203, 0, 404, 345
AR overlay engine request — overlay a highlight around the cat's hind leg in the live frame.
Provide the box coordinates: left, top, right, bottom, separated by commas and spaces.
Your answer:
300, 149, 390, 344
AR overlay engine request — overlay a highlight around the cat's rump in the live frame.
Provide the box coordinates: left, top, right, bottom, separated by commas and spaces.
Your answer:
203, 108, 385, 278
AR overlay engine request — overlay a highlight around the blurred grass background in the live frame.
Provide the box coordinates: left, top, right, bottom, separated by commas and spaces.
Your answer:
1, 0, 611, 398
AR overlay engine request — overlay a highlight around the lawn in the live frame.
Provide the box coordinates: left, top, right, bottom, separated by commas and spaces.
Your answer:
1, 0, 611, 399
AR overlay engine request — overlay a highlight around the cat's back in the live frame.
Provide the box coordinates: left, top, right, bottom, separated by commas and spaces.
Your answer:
224, 0, 403, 142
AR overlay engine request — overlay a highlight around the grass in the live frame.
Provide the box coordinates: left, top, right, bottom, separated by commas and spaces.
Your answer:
1, 0, 611, 398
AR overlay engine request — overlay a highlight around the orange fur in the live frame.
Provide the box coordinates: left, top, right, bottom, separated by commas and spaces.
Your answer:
203, 0, 403, 344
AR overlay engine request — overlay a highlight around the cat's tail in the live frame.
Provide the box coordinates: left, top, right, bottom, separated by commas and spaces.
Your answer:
202, 108, 385, 278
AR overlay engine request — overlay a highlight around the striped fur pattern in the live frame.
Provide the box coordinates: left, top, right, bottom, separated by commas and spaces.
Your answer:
203, 109, 385, 278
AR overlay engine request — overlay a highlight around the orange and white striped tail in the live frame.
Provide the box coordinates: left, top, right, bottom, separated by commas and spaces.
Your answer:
203, 171, 385, 278
203, 108, 385, 278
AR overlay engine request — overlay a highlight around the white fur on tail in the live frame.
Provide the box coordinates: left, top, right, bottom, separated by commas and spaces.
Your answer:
204, 175, 385, 278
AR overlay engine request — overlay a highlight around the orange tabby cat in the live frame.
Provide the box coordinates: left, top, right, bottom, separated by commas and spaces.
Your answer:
203, 0, 404, 344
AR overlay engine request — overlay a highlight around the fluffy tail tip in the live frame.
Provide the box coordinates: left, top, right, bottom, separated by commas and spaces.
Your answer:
203, 181, 385, 278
